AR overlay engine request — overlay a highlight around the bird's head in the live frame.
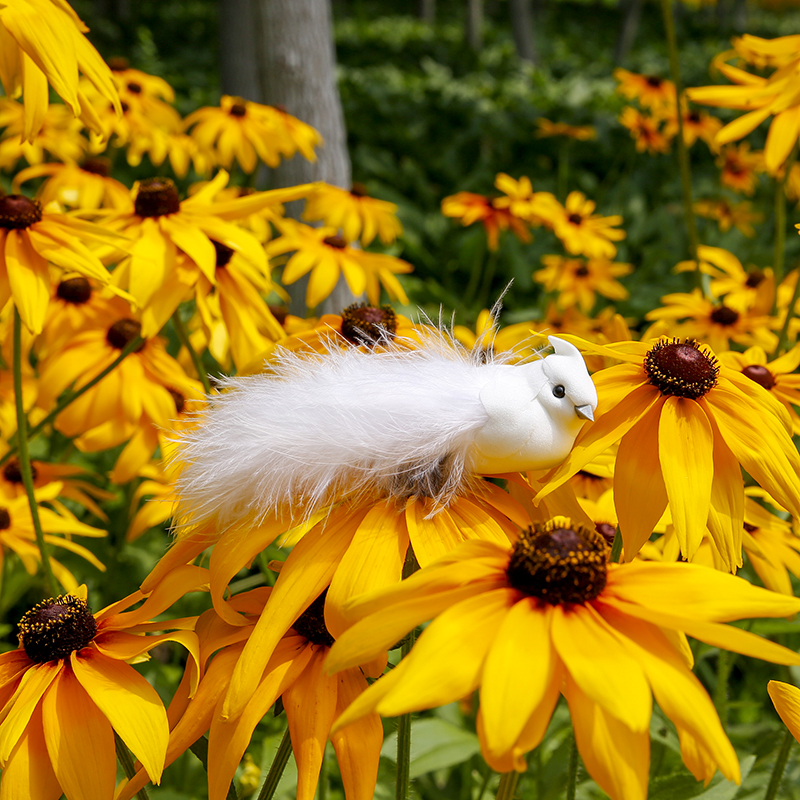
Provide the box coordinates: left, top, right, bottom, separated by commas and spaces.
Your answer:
540, 335, 598, 436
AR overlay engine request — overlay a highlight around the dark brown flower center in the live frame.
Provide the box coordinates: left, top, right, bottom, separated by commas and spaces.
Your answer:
644, 339, 719, 399
126, 81, 142, 94
567, 213, 583, 225
595, 523, 617, 547
709, 305, 739, 326
107, 318, 145, 351
269, 305, 288, 326
646, 75, 663, 87
18, 595, 97, 663
350, 183, 368, 197
3, 457, 36, 483
0, 508, 10, 529
0, 195, 42, 229
109, 57, 130, 71
687, 111, 701, 124
575, 264, 590, 277
57, 277, 92, 305
168, 389, 186, 413
323, 235, 347, 249
213, 240, 235, 268
291, 590, 334, 647
341, 302, 398, 346
120, 101, 130, 114
507, 520, 608, 605
134, 177, 181, 218
229, 102, 247, 117
742, 364, 775, 391
744, 522, 758, 533
81, 157, 112, 177
745, 269, 765, 288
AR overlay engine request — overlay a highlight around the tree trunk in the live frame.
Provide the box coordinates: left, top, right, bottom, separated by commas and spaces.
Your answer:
250, 0, 354, 314
509, 0, 537, 63
219, 0, 260, 101
466, 0, 483, 52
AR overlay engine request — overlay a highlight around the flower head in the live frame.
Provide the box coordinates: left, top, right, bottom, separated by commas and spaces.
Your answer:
441, 191, 531, 250
550, 191, 626, 259
534, 255, 632, 312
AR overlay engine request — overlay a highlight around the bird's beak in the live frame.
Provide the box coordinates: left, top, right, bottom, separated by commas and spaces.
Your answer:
575, 404, 594, 422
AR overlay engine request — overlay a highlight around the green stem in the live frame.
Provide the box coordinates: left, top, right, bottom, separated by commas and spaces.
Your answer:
0, 333, 144, 469
775, 264, 800, 355
660, 0, 700, 274
115, 733, 151, 800
13, 310, 56, 596
713, 649, 731, 732
496, 771, 520, 800
477, 250, 499, 312
395, 627, 416, 800
566, 732, 579, 800
256, 728, 293, 800
764, 729, 794, 800
610, 528, 623, 563
475, 763, 493, 800
773, 146, 799, 290
557, 142, 571, 203
172, 310, 212, 394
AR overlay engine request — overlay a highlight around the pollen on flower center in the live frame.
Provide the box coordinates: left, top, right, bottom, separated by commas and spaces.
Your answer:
644, 338, 719, 399
506, 519, 608, 605
742, 364, 775, 391
0, 195, 42, 229
292, 589, 334, 648
594, 522, 616, 547
107, 318, 145, 351
134, 177, 181, 218
710, 305, 739, 326
18, 595, 97, 663
324, 234, 347, 249
3, 457, 37, 483
341, 302, 397, 346
80, 157, 112, 177
212, 240, 235, 268
57, 276, 92, 305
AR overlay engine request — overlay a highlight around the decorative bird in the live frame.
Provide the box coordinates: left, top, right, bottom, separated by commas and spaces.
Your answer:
171, 332, 597, 531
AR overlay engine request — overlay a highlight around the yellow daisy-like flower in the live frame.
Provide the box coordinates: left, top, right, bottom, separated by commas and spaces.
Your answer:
663, 106, 723, 149
538, 335, 800, 570
0, 195, 123, 334
441, 191, 531, 251
491, 173, 559, 225
118, 587, 382, 800
693, 198, 763, 237
550, 191, 626, 259
0, 0, 120, 140
644, 288, 777, 352
0, 569, 204, 800
13, 158, 132, 211
534, 254, 632, 312
183, 95, 322, 173
452, 309, 540, 361
266, 222, 411, 309
614, 69, 677, 110
618, 107, 671, 155
717, 143, 764, 194
302, 182, 403, 245
535, 118, 596, 140
328, 520, 800, 800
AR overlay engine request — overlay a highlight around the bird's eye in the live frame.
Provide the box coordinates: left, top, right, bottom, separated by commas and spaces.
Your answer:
553, 385, 566, 398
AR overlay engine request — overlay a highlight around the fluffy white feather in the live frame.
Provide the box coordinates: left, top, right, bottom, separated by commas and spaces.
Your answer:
172, 331, 597, 531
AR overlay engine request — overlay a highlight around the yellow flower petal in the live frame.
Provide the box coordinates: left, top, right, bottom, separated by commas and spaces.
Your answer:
768, 681, 800, 744
5, 229, 49, 334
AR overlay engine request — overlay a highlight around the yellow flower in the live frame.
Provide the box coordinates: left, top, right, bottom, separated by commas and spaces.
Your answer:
538, 335, 800, 570
535, 118, 596, 140
492, 173, 559, 225
550, 191, 626, 259
663, 106, 723, 149
0, 569, 204, 800
717, 143, 764, 194
13, 158, 132, 211
328, 520, 800, 800
452, 310, 540, 361
0, 195, 123, 334
441, 191, 531, 250
534, 255, 632, 312
726, 33, 800, 69
184, 95, 322, 173
266, 222, 411, 309
644, 288, 777, 352
614, 69, 677, 110
0, 0, 120, 140
303, 182, 403, 245
618, 107, 671, 155
693, 198, 763, 237
117, 587, 382, 800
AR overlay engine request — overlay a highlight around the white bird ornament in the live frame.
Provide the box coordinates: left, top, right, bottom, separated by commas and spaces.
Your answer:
172, 332, 597, 531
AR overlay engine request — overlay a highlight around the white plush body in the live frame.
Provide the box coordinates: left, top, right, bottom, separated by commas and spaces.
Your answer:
172, 334, 597, 530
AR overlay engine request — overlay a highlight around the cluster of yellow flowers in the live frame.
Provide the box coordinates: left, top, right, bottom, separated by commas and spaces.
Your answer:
1, 5, 800, 800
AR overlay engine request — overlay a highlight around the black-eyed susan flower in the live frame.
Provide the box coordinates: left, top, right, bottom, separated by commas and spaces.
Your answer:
538, 335, 800, 570
441, 191, 531, 251
266, 221, 411, 309
534, 254, 632, 312
663, 106, 723, 149
491, 173, 559, 225
117, 587, 382, 800
327, 521, 800, 800
0, 194, 124, 334
0, 569, 205, 800
550, 191, 626, 259
302, 182, 403, 245
535, 118, 596, 140
717, 143, 764, 194
693, 198, 763, 237
619, 107, 671, 155
452, 310, 539, 361
0, 0, 120, 140
614, 69, 677, 110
